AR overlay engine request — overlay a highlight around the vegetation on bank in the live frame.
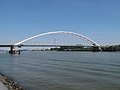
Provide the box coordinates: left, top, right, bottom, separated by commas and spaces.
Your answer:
101, 45, 120, 51
50, 45, 120, 52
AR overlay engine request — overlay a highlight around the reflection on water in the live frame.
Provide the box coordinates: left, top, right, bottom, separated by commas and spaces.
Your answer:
0, 51, 120, 90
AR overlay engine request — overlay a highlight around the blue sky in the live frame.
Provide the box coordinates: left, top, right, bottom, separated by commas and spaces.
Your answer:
0, 0, 120, 45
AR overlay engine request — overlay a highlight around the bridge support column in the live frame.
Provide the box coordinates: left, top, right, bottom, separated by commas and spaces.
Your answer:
9, 45, 17, 54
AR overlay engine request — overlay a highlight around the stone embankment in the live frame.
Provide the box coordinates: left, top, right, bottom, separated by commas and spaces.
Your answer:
0, 73, 24, 90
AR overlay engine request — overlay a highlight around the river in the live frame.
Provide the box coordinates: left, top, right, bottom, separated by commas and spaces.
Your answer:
0, 51, 120, 90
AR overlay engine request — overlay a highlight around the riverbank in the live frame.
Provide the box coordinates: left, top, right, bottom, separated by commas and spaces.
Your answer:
0, 73, 24, 90
0, 81, 8, 90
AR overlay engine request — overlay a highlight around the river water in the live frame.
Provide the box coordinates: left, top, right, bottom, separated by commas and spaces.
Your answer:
0, 51, 120, 90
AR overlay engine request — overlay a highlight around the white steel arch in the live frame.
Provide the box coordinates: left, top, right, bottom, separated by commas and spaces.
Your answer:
14, 31, 100, 46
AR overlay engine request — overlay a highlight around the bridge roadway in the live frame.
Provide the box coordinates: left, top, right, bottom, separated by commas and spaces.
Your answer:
19, 44, 85, 47
0, 45, 13, 47
0, 45, 85, 47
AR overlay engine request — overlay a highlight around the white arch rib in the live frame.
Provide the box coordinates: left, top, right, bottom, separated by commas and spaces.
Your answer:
14, 31, 100, 46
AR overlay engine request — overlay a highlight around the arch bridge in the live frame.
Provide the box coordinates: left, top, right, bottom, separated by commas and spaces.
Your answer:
1, 31, 101, 54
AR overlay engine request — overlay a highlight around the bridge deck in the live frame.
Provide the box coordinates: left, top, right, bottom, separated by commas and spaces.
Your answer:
0, 45, 92, 47
0, 45, 13, 47
20, 45, 88, 47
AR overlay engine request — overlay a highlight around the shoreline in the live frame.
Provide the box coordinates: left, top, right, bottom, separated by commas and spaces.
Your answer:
0, 73, 24, 90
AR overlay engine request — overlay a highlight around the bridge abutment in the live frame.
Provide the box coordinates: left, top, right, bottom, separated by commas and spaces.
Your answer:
92, 46, 102, 51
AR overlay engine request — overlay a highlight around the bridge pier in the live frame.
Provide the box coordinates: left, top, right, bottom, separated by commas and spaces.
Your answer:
9, 45, 17, 54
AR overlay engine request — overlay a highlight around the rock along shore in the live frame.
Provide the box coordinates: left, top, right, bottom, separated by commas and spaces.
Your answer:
0, 73, 24, 90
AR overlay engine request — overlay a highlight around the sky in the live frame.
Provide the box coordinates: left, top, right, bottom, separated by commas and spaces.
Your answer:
0, 0, 120, 45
